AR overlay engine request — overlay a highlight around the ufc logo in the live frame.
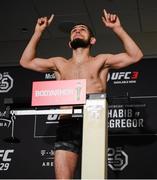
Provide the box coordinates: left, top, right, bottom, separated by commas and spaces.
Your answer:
108, 71, 139, 81
0, 150, 14, 162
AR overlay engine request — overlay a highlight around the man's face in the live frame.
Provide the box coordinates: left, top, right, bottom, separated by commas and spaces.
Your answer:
70, 25, 90, 40
70, 25, 91, 49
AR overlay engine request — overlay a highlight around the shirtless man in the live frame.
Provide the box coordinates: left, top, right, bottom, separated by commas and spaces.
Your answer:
20, 9, 143, 179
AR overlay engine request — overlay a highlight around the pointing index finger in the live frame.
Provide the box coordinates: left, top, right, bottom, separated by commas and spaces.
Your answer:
103, 9, 108, 19
48, 14, 54, 24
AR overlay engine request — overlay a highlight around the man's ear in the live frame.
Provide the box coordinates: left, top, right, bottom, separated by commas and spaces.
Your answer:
90, 37, 96, 45
69, 41, 72, 48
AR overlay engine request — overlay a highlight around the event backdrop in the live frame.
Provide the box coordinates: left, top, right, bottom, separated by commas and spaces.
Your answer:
0, 58, 157, 179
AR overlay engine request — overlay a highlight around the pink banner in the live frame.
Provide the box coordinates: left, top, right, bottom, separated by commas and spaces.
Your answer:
31, 79, 86, 106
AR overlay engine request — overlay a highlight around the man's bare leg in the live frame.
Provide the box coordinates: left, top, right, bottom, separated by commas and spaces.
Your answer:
54, 150, 78, 179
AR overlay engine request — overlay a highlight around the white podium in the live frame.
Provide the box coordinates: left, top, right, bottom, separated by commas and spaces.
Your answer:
82, 93, 108, 179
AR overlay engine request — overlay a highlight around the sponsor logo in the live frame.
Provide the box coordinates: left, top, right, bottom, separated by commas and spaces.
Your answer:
0, 149, 14, 171
47, 114, 58, 122
45, 73, 56, 80
32, 79, 86, 106
108, 71, 139, 84
40, 149, 55, 167
0, 72, 13, 93
108, 147, 128, 171
0, 118, 11, 128
35, 88, 74, 97
0, 111, 12, 128
76, 81, 82, 100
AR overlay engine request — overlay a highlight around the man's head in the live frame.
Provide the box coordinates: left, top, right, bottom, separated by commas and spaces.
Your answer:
69, 23, 96, 50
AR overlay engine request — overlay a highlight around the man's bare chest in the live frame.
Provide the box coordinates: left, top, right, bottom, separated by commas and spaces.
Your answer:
59, 62, 98, 79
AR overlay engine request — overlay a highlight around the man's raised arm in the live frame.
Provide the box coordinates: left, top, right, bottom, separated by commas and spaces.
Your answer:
101, 9, 143, 69
19, 14, 59, 72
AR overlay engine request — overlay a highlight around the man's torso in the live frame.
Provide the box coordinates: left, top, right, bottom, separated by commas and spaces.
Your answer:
53, 55, 109, 94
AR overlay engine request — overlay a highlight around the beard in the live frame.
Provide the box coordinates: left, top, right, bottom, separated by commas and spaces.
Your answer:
70, 38, 91, 50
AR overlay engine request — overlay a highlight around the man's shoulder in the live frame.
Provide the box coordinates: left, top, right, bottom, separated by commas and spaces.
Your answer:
95, 53, 111, 60
49, 56, 68, 62
95, 53, 111, 58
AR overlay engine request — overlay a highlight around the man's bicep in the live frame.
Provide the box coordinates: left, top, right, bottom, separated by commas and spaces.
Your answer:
106, 53, 133, 69
29, 57, 58, 72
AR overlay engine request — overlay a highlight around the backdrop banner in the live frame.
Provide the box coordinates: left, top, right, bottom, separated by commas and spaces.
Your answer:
0, 59, 157, 179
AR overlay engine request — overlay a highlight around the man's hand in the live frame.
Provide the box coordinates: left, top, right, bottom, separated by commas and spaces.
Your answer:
35, 14, 54, 33
102, 9, 121, 30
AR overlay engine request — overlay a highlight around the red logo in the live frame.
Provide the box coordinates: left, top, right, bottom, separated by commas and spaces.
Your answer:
31, 79, 86, 106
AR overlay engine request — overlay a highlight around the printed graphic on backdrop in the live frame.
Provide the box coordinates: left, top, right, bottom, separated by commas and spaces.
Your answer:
40, 149, 55, 168
45, 72, 56, 80
1, 59, 157, 179
108, 147, 128, 171
108, 100, 146, 134
107, 71, 139, 84
0, 109, 12, 140
0, 72, 13, 93
108, 96, 157, 135
34, 113, 58, 138
0, 149, 15, 171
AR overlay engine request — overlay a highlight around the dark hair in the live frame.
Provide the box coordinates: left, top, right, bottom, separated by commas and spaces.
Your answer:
58, 21, 95, 37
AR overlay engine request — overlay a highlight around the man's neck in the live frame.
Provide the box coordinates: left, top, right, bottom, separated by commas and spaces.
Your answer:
71, 48, 91, 64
